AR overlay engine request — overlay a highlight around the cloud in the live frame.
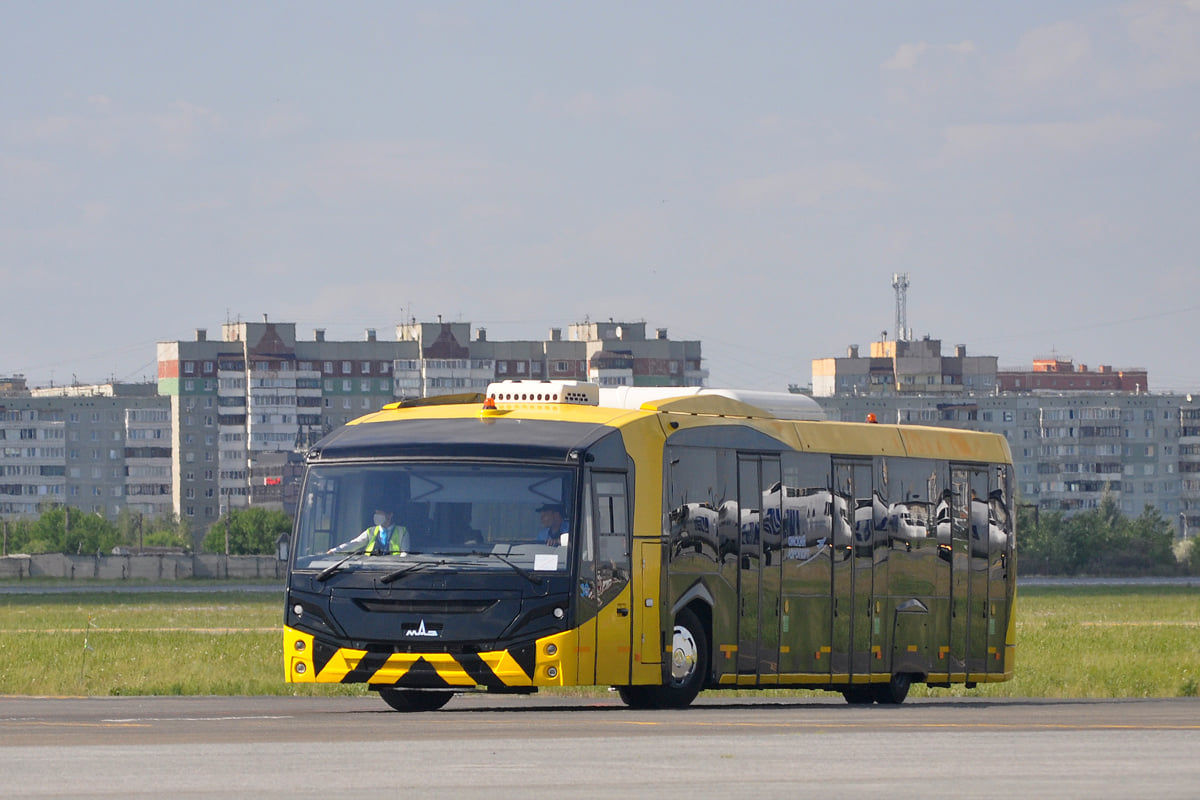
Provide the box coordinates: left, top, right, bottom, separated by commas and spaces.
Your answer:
6, 99, 222, 158
553, 87, 675, 126
883, 42, 930, 71
725, 162, 890, 208
941, 116, 1164, 161
148, 101, 223, 157
259, 139, 495, 204
883, 40, 975, 71
1120, 0, 1200, 90
1012, 20, 1092, 86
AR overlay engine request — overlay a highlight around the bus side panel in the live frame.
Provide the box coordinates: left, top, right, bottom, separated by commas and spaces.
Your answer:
594, 584, 633, 685
635, 539, 663, 673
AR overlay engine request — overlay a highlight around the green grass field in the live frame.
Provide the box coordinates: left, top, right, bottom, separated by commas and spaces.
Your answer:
1, 584, 1196, 698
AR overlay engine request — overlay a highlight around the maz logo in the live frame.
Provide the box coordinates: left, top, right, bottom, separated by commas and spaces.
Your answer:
404, 620, 441, 638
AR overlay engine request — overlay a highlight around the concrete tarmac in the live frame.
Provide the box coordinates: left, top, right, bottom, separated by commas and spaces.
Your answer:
1, 694, 1197, 799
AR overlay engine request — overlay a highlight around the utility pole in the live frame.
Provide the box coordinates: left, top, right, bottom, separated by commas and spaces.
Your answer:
224, 510, 231, 555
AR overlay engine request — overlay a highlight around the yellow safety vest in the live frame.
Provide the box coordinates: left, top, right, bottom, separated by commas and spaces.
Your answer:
364, 524, 407, 554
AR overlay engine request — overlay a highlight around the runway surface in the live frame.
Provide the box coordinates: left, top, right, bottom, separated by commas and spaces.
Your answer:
1, 694, 1197, 799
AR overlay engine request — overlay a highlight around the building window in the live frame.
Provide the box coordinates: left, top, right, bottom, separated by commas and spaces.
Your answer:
342, 361, 352, 374
361, 361, 370, 374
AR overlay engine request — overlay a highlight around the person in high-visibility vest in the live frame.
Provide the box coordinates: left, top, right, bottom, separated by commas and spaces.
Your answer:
332, 507, 410, 553
535, 503, 569, 546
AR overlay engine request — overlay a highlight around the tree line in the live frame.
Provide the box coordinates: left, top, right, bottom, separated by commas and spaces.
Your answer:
0, 505, 293, 557
2, 498, 1198, 575
1017, 495, 1200, 576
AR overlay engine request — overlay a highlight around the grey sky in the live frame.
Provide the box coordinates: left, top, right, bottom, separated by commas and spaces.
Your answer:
2, 1, 1197, 391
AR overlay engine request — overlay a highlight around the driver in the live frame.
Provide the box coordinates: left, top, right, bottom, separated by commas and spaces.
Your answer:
332, 507, 410, 554
535, 503, 569, 546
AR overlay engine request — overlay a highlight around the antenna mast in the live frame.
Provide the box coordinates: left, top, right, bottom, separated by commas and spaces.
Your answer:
892, 272, 910, 341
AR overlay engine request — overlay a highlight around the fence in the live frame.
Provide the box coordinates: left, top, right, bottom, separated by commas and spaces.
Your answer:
0, 553, 286, 581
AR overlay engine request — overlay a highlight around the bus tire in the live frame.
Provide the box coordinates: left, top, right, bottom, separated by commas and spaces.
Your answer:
378, 688, 454, 712
842, 685, 873, 704
618, 607, 708, 710
871, 673, 912, 705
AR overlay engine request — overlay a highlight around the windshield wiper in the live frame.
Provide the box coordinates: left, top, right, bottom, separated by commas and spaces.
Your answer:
314, 547, 367, 582
469, 550, 542, 585
379, 561, 433, 584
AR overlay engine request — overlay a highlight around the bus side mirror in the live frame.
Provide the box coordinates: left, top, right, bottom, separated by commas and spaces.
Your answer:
276, 532, 290, 562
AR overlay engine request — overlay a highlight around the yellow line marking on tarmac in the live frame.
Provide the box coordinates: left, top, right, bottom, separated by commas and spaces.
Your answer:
0, 720, 149, 728
607, 720, 1200, 731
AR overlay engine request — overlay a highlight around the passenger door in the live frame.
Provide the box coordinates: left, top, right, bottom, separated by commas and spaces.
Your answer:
949, 465, 989, 678
736, 455, 782, 682
831, 459, 872, 679
588, 471, 632, 686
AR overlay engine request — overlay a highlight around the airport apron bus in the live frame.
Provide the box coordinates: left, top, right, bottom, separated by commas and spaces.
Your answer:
283, 380, 1015, 711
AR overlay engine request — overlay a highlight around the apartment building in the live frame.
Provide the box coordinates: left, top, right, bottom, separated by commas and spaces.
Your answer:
157, 317, 705, 531
0, 384, 171, 520
808, 341, 1197, 535
811, 338, 998, 397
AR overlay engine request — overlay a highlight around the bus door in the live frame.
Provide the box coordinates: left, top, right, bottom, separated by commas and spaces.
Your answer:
832, 460, 872, 679
736, 455, 782, 681
986, 465, 1014, 678
949, 466, 988, 677
587, 471, 632, 686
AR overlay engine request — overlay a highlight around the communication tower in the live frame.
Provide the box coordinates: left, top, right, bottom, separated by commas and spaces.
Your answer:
892, 272, 910, 342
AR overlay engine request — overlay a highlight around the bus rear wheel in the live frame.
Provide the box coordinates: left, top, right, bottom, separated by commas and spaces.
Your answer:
377, 688, 454, 712
618, 607, 708, 710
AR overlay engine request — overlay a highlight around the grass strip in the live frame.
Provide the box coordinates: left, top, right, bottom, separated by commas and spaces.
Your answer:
1, 585, 1196, 698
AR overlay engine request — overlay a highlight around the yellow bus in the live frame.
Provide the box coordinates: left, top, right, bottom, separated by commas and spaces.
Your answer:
283, 380, 1015, 710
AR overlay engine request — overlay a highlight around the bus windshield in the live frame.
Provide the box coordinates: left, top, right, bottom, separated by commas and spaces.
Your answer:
292, 462, 576, 571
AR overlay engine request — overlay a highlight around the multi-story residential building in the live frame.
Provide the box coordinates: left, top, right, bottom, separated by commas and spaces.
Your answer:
818, 392, 1180, 517
0, 383, 171, 520
808, 340, 1196, 536
157, 317, 705, 533
810, 338, 998, 397
997, 358, 1148, 393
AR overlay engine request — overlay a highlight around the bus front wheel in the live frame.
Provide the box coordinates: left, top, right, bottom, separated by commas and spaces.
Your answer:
377, 688, 454, 712
871, 673, 912, 705
618, 607, 708, 709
